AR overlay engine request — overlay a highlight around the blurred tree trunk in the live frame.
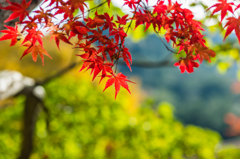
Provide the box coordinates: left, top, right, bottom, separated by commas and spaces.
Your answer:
18, 87, 40, 159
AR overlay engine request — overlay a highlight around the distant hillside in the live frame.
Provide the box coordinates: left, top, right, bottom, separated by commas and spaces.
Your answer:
119, 34, 239, 138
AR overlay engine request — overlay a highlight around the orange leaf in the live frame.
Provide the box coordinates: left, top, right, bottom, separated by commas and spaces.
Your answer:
194, 43, 216, 63
21, 44, 52, 66
50, 32, 72, 50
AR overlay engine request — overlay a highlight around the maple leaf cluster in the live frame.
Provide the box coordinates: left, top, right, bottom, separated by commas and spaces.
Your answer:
207, 0, 240, 44
0, 0, 236, 98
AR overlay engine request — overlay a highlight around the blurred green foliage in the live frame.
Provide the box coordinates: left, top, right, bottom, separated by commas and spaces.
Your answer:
1, 73, 239, 159
217, 147, 240, 159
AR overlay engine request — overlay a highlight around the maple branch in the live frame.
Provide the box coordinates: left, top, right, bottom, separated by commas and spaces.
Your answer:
141, 3, 177, 54
124, 3, 140, 36
130, 60, 173, 68
87, 0, 108, 13
154, 31, 177, 54
114, 0, 142, 71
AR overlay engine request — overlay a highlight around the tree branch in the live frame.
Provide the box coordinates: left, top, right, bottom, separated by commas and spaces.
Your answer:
132, 60, 173, 68
118, 60, 173, 68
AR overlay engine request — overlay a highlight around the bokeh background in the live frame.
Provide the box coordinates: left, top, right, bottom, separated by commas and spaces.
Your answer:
1, 0, 240, 158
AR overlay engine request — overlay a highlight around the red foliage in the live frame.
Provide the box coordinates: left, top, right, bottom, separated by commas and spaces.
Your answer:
207, 0, 234, 22
0, 0, 239, 98
224, 113, 240, 136
103, 73, 135, 99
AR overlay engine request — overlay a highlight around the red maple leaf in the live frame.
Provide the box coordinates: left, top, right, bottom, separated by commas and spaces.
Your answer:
33, 7, 53, 25
21, 43, 52, 66
116, 15, 129, 25
54, 5, 73, 20
84, 59, 103, 81
79, 56, 113, 81
134, 10, 151, 30
61, 20, 84, 36
107, 0, 111, 8
174, 56, 199, 73
194, 43, 216, 63
22, 28, 44, 46
86, 16, 105, 28
102, 13, 116, 31
207, 0, 234, 21
224, 16, 240, 44
153, 1, 167, 15
0, 23, 19, 46
67, 0, 89, 16
123, 0, 141, 10
1, 0, 31, 22
50, 32, 72, 50
21, 17, 38, 30
103, 73, 135, 99
121, 47, 132, 71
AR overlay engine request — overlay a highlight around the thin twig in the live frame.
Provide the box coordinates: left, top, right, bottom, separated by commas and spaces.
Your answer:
118, 60, 173, 68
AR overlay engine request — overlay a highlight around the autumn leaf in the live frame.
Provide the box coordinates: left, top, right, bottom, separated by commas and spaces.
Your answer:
21, 17, 38, 30
67, 0, 89, 16
153, 1, 167, 15
224, 16, 240, 44
207, 0, 234, 21
194, 43, 216, 63
121, 47, 132, 71
22, 28, 44, 46
54, 5, 73, 20
102, 13, 116, 31
103, 73, 135, 99
1, 0, 31, 22
0, 23, 19, 46
21, 43, 52, 66
123, 0, 141, 10
34, 7, 53, 24
62, 20, 84, 36
107, 0, 111, 8
174, 56, 199, 73
86, 16, 105, 28
50, 32, 72, 50
116, 15, 129, 25
134, 10, 151, 30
